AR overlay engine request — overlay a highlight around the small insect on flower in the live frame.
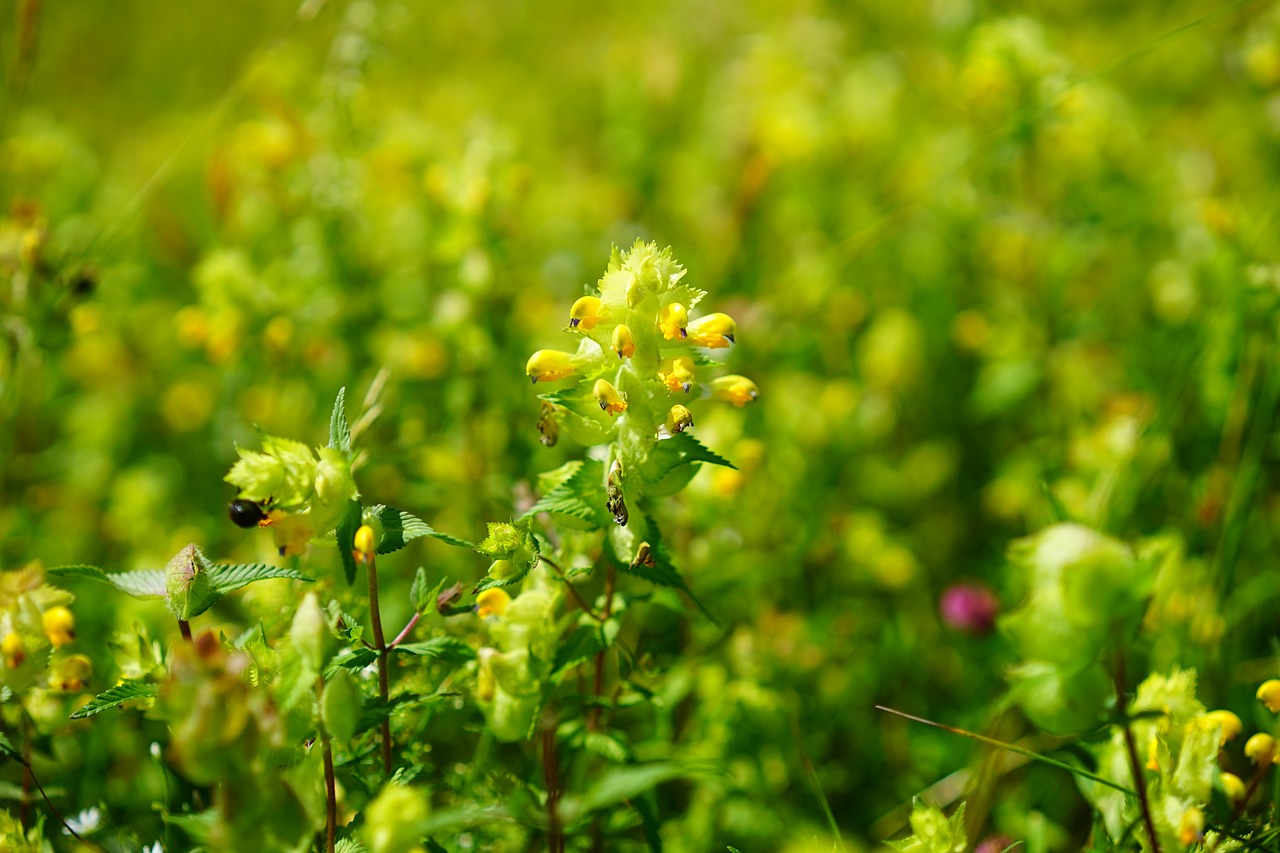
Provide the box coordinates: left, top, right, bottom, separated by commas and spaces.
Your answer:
612, 324, 636, 359
658, 302, 689, 340
659, 357, 696, 393
569, 296, 604, 330
227, 498, 268, 529
686, 313, 737, 348
526, 350, 578, 384
593, 379, 627, 416
709, 374, 759, 406
43, 606, 75, 648
665, 404, 694, 435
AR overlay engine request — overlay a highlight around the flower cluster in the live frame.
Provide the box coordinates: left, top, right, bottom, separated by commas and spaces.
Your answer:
0, 563, 89, 695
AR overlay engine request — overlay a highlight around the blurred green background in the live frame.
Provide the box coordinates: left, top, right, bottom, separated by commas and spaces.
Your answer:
5, 0, 1280, 849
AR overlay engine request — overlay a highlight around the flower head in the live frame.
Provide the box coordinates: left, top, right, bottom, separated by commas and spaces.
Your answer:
709, 375, 759, 406
569, 296, 604, 330
593, 379, 627, 416
526, 350, 577, 383
658, 302, 689, 340
659, 357, 695, 393
687, 312, 736, 348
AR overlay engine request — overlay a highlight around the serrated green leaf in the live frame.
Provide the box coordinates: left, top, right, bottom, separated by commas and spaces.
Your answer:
0, 732, 24, 765
329, 387, 352, 454
520, 459, 608, 528
164, 808, 217, 843
355, 692, 457, 736
49, 565, 167, 598
552, 620, 620, 676
392, 637, 476, 664
558, 763, 707, 824
325, 647, 378, 679
337, 498, 362, 586
208, 563, 314, 595
69, 680, 159, 719
370, 505, 472, 554
642, 433, 735, 487
583, 731, 631, 763
619, 516, 717, 624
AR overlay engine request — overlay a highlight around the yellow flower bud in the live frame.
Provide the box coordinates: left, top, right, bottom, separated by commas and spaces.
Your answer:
612, 324, 636, 359
593, 379, 627, 416
658, 302, 689, 340
569, 296, 604, 330
709, 374, 759, 406
1203, 709, 1243, 744
1245, 732, 1276, 764
42, 606, 75, 648
665, 405, 694, 435
1178, 806, 1204, 847
1145, 733, 1160, 771
526, 350, 577, 384
49, 654, 92, 692
355, 524, 377, 560
1, 632, 24, 668
1258, 679, 1280, 713
1222, 772, 1246, 803
476, 588, 511, 619
686, 312, 737, 348
659, 357, 696, 393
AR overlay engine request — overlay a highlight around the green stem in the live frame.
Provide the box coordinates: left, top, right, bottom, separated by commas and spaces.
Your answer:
178, 619, 193, 643
318, 677, 337, 853
365, 553, 391, 775
1112, 646, 1160, 853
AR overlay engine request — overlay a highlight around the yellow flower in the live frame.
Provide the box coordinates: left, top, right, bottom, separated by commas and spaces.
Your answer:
593, 379, 627, 416
1178, 806, 1204, 847
476, 588, 511, 619
1222, 772, 1246, 803
658, 302, 688, 340
1245, 732, 1276, 764
686, 313, 737, 348
49, 654, 92, 692
569, 296, 604, 330
1, 632, 24, 668
1258, 679, 1280, 713
709, 375, 759, 406
665, 405, 694, 435
1203, 709, 1243, 744
612, 324, 636, 359
354, 524, 378, 563
659, 357, 695, 393
266, 510, 315, 557
42, 606, 76, 648
526, 350, 577, 383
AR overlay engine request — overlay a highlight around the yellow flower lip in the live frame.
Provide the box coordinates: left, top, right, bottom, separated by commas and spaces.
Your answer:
687, 312, 737, 348
709, 375, 759, 406
1258, 679, 1280, 713
569, 296, 603, 330
476, 588, 511, 619
1203, 709, 1243, 744
665, 404, 694, 435
1245, 732, 1276, 763
526, 350, 577, 383
43, 606, 76, 648
593, 379, 628, 416
659, 302, 689, 340
659, 357, 695, 393
612, 324, 636, 359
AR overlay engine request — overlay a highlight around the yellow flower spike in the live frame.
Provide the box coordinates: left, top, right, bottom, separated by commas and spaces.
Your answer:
1258, 679, 1280, 713
665, 404, 694, 435
1245, 732, 1276, 764
42, 606, 76, 648
1222, 772, 1247, 803
659, 357, 696, 393
593, 379, 628, 416
686, 313, 737, 348
1204, 709, 1243, 744
526, 350, 578, 384
49, 654, 92, 692
355, 524, 377, 558
709, 375, 760, 406
1178, 806, 1204, 847
476, 588, 511, 619
1, 632, 24, 668
612, 324, 636, 359
658, 302, 689, 340
569, 296, 604, 330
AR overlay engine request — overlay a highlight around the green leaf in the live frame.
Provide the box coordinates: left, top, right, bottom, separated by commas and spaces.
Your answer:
322, 669, 361, 743
164, 809, 217, 843
520, 459, 608, 529
325, 647, 378, 678
642, 433, 735, 486
558, 763, 708, 824
410, 567, 444, 615
552, 621, 619, 676
329, 387, 352, 454
0, 732, 24, 765
49, 565, 167, 598
355, 692, 457, 736
392, 637, 476, 665
620, 516, 716, 623
370, 505, 472, 554
208, 563, 314, 596
69, 680, 159, 719
337, 498, 363, 586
